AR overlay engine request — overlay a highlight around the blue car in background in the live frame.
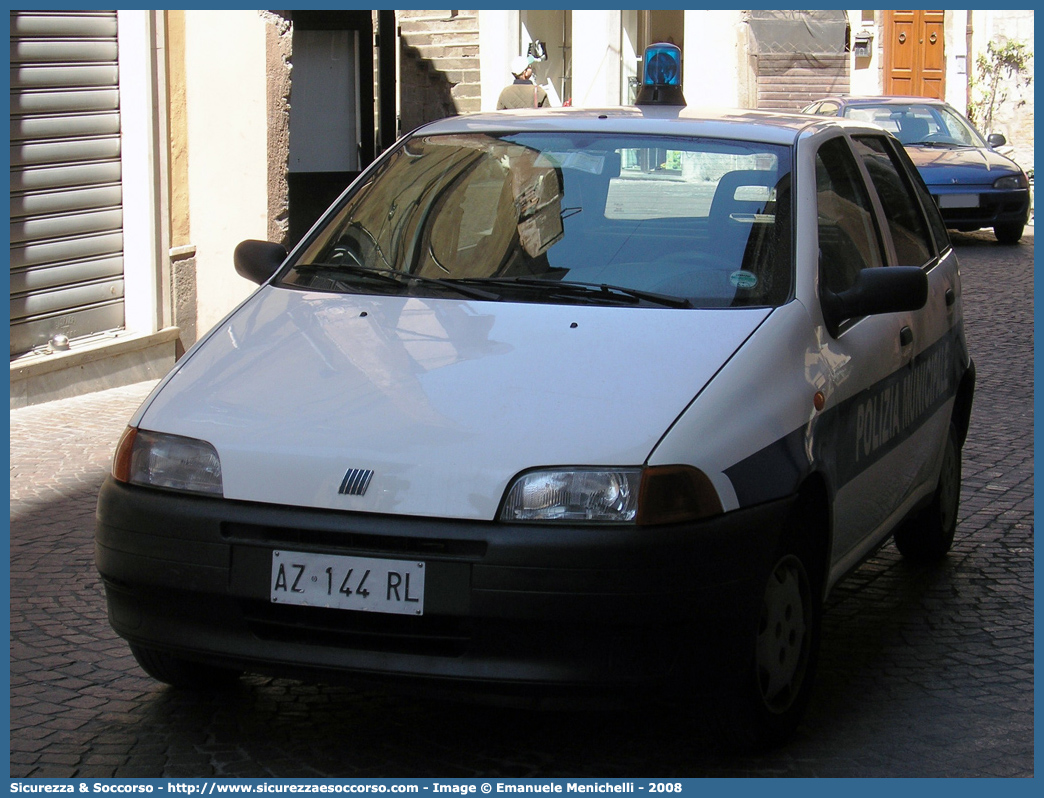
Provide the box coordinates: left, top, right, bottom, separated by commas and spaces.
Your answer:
804, 96, 1031, 244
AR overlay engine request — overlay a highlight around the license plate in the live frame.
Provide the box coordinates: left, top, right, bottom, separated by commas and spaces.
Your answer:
938, 193, 980, 208
271, 550, 425, 615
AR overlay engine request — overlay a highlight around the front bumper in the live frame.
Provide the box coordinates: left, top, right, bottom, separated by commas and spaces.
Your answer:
95, 477, 792, 701
930, 186, 1030, 231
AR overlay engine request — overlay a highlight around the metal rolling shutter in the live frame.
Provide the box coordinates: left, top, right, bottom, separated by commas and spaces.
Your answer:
10, 10, 125, 357
749, 10, 851, 112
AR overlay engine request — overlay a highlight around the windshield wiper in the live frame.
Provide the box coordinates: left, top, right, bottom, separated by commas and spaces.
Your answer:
292, 266, 689, 307
408, 273, 502, 301
293, 263, 408, 288
558, 280, 693, 308
455, 277, 693, 309
908, 140, 963, 149
291, 263, 501, 301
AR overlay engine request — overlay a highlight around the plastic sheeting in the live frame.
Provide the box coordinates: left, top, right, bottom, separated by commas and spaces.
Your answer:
748, 10, 849, 56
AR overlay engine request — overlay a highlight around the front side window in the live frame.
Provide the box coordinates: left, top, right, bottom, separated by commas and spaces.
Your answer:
816, 137, 884, 297
280, 133, 793, 309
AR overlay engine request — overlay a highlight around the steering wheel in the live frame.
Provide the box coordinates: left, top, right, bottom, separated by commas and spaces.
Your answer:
328, 242, 365, 268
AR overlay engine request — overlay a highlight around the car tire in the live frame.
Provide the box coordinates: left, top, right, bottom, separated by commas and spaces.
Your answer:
994, 222, 1024, 244
129, 643, 241, 689
714, 525, 822, 751
893, 422, 961, 562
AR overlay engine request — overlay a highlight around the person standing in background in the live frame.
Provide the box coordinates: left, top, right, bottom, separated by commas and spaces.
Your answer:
497, 55, 550, 109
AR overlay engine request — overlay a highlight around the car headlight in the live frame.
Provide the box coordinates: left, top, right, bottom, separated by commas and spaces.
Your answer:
112, 427, 223, 496
499, 465, 722, 525
501, 468, 641, 522
993, 173, 1029, 190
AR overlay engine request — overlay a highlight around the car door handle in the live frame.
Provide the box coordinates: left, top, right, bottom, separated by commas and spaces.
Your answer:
945, 288, 956, 307
900, 326, 914, 347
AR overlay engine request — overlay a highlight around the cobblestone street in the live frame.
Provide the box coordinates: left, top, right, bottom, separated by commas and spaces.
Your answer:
10, 229, 1034, 778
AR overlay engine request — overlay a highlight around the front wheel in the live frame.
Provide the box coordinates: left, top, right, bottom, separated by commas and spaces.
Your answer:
714, 533, 822, 750
893, 422, 961, 562
994, 222, 1024, 244
130, 643, 242, 689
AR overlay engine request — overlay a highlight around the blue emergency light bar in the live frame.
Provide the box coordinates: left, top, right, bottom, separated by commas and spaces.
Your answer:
636, 42, 686, 106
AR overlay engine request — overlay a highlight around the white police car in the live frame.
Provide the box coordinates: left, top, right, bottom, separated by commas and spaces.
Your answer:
96, 45, 975, 748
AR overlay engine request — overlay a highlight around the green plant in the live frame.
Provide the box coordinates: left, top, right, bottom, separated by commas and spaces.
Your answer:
968, 39, 1033, 133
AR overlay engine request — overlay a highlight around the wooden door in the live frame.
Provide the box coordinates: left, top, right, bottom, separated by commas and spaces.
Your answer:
885, 10, 945, 99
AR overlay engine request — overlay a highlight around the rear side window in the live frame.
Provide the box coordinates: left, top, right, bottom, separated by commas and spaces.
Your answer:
815, 137, 884, 296
851, 135, 934, 267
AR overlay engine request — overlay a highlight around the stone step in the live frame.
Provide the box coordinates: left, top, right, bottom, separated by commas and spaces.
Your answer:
397, 10, 478, 24
398, 18, 479, 36
453, 96, 482, 114
404, 55, 481, 72
438, 68, 481, 86
401, 57, 481, 89
400, 44, 480, 73
450, 82, 481, 100
410, 42, 480, 60
403, 59, 481, 81
399, 29, 481, 49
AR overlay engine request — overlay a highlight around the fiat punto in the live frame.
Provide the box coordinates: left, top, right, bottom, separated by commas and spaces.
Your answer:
97, 45, 974, 748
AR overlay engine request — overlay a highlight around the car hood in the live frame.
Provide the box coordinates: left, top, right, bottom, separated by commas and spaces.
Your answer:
138, 287, 771, 520
904, 145, 1022, 187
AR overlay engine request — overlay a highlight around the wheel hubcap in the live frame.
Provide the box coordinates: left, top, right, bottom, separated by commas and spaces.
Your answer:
756, 555, 811, 712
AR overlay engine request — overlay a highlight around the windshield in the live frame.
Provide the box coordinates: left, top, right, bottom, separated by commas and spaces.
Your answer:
844, 103, 986, 148
280, 132, 793, 309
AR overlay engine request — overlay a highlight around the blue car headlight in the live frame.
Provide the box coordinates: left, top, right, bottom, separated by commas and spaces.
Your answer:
993, 173, 1029, 190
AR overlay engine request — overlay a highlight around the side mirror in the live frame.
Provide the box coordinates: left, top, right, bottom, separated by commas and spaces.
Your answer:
234, 240, 288, 284
822, 266, 928, 337
987, 132, 1007, 148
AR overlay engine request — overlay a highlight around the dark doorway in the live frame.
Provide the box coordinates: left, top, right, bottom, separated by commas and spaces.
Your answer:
287, 11, 376, 246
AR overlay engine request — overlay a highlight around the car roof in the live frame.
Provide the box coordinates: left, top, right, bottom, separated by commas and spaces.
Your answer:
413, 105, 871, 146
814, 95, 950, 108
